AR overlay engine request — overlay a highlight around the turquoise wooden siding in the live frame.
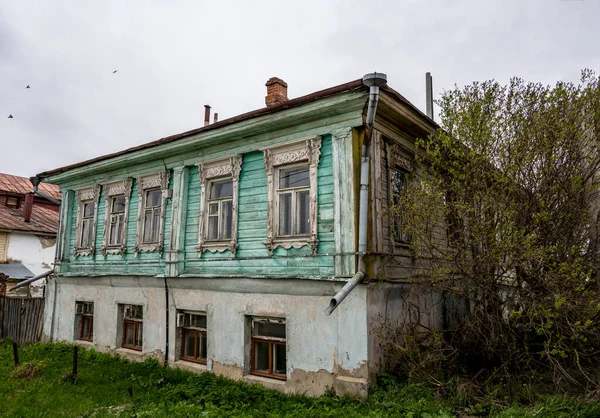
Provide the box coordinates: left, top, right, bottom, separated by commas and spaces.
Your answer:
60, 135, 339, 278
64, 176, 173, 276
182, 136, 335, 278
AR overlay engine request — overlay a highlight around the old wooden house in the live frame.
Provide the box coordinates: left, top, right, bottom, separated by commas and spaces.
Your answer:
36, 73, 439, 396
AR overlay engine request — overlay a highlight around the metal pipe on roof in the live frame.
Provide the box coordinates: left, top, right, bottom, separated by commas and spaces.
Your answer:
325, 72, 387, 316
426, 72, 434, 120
204, 105, 211, 127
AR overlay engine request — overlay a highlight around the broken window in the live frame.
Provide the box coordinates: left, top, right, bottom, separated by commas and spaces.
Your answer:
178, 311, 207, 364
391, 168, 409, 243
75, 301, 94, 342
122, 304, 143, 351
250, 317, 286, 380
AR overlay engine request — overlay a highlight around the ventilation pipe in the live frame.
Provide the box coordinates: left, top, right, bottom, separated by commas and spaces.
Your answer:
325, 72, 387, 316
425, 72, 434, 120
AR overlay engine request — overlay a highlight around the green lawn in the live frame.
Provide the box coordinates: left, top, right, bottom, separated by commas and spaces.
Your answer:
0, 340, 597, 417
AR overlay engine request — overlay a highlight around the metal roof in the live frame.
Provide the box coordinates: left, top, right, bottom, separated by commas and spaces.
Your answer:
0, 263, 34, 280
0, 172, 61, 200
0, 202, 58, 234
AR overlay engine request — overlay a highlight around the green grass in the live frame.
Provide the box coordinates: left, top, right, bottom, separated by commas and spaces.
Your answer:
0, 340, 598, 417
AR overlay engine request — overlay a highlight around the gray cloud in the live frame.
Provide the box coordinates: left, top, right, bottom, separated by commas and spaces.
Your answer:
1, 0, 598, 178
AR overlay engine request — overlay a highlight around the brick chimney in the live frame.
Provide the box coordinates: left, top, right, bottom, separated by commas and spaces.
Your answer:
265, 77, 288, 107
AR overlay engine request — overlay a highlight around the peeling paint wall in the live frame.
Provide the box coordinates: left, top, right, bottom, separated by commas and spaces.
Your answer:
44, 276, 370, 397
6, 232, 55, 276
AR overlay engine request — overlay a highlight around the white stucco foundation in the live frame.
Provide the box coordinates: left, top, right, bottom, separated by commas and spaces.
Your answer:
43, 276, 371, 397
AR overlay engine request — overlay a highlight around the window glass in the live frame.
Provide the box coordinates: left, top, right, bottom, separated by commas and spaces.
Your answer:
254, 341, 270, 372
254, 321, 286, 339
278, 193, 292, 236
221, 201, 233, 239
83, 202, 95, 217
146, 189, 162, 207
190, 314, 207, 329
112, 196, 126, 213
297, 191, 310, 235
274, 343, 286, 375
279, 168, 309, 189
210, 179, 233, 199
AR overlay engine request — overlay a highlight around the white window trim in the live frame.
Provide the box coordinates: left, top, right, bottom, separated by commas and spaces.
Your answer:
101, 178, 133, 257
263, 136, 321, 255
197, 156, 242, 256
74, 185, 101, 257
134, 171, 170, 256
386, 141, 413, 250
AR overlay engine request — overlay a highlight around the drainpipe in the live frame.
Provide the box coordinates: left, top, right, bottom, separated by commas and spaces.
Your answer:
325, 72, 387, 316
8, 269, 54, 291
29, 176, 62, 205
164, 277, 170, 367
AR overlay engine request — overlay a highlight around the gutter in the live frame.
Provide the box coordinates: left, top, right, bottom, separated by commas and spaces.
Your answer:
9, 269, 54, 291
29, 176, 62, 205
325, 72, 387, 316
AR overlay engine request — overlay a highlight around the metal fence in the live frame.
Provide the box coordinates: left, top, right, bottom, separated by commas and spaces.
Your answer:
0, 296, 45, 344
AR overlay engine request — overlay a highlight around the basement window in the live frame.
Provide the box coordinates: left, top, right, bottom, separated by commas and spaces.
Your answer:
121, 304, 143, 351
177, 311, 207, 364
250, 317, 286, 380
74, 301, 94, 342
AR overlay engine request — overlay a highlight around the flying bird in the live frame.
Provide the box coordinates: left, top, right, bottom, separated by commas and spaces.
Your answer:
8, 115, 13, 118
113, 70, 118, 74
26, 85, 30, 89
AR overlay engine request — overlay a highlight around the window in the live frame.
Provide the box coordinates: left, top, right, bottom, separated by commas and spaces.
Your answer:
142, 189, 162, 243
386, 141, 414, 247
391, 168, 409, 243
277, 166, 310, 236
74, 185, 101, 257
263, 136, 322, 255
178, 312, 207, 364
75, 301, 94, 342
6, 196, 19, 208
207, 179, 233, 241
121, 304, 143, 351
197, 156, 241, 255
134, 171, 170, 255
250, 317, 286, 380
101, 179, 133, 256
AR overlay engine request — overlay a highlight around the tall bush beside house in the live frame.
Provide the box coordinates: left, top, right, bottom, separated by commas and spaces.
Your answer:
383, 70, 600, 398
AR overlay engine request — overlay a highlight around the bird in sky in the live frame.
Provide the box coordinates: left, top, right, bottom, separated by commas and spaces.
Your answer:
8, 115, 13, 118
113, 70, 118, 74
26, 85, 30, 89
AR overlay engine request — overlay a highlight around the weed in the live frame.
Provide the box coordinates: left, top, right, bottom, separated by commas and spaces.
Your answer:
9, 359, 47, 379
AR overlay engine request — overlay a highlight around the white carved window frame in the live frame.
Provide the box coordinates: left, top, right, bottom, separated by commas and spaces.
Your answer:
196, 156, 242, 256
101, 178, 133, 257
134, 171, 170, 255
74, 185, 101, 257
386, 141, 414, 250
263, 136, 321, 255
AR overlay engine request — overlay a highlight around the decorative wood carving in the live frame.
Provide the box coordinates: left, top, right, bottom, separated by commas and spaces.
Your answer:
101, 178, 133, 257
263, 136, 321, 255
134, 171, 170, 256
74, 185, 101, 257
196, 156, 242, 256
386, 142, 413, 172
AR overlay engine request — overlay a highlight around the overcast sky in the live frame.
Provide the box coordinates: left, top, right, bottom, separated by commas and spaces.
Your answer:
1, 0, 599, 178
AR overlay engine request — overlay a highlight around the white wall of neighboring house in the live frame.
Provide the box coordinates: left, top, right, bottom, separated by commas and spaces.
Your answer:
6, 231, 56, 297
7, 232, 56, 275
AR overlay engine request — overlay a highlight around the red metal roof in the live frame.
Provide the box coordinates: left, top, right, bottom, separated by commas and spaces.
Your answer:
0, 203, 58, 234
0, 173, 61, 200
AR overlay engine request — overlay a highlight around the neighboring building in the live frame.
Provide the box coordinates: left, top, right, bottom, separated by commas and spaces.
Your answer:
0, 173, 60, 296
36, 74, 439, 396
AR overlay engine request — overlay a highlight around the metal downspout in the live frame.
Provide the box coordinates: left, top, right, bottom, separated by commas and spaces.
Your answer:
8, 269, 54, 291
325, 72, 387, 316
164, 277, 170, 367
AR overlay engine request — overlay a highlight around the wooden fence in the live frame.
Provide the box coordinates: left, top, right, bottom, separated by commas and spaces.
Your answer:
0, 296, 45, 344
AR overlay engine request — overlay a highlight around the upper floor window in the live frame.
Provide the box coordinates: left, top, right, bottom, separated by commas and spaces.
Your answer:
263, 136, 321, 255
197, 156, 241, 255
386, 141, 413, 247
277, 166, 310, 237
391, 168, 409, 243
74, 185, 101, 257
5, 196, 19, 209
134, 171, 170, 255
101, 178, 133, 257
